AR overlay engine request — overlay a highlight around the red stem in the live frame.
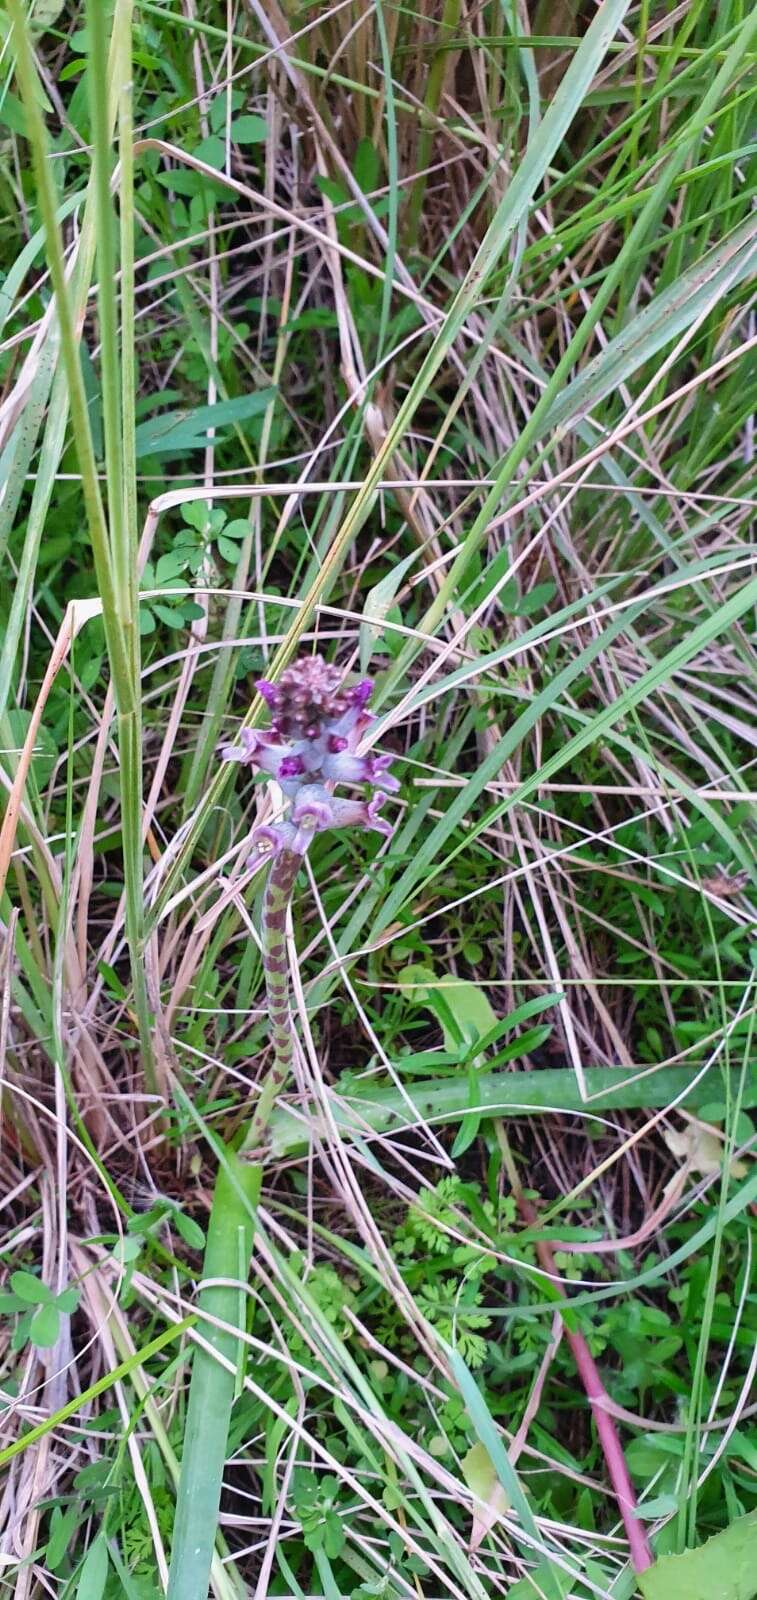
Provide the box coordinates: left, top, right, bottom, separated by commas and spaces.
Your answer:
516, 1189, 653, 1572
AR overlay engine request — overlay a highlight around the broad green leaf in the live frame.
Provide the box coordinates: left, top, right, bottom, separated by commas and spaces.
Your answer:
10, 1270, 52, 1305
514, 582, 556, 617
231, 114, 268, 143
155, 550, 187, 582
111, 1236, 142, 1266
155, 165, 229, 198
398, 965, 498, 1054
0, 1293, 25, 1312
193, 135, 225, 170
354, 137, 380, 194
29, 1302, 60, 1348
172, 1208, 206, 1250
639, 1512, 757, 1600
152, 603, 189, 628
508, 1563, 572, 1599
46, 1503, 80, 1572
180, 500, 215, 534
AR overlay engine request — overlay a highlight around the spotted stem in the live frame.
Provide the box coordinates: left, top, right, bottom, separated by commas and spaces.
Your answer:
242, 847, 302, 1152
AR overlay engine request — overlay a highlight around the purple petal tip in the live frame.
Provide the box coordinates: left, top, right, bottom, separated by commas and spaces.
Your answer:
278, 754, 306, 779
249, 824, 285, 861
352, 679, 374, 708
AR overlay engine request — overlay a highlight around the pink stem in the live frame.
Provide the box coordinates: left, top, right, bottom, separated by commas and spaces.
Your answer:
517, 1190, 653, 1572
561, 1315, 653, 1572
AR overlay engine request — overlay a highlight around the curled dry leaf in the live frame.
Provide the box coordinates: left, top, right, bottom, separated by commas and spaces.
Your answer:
664, 1122, 747, 1180
461, 1442, 511, 1552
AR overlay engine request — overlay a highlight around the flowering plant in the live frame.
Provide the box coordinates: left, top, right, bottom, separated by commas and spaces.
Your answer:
221, 654, 398, 1150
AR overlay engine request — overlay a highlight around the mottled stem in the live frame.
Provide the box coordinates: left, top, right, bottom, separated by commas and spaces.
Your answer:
242, 848, 302, 1152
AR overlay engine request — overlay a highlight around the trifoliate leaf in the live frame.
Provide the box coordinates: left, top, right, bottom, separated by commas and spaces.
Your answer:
55, 1286, 81, 1314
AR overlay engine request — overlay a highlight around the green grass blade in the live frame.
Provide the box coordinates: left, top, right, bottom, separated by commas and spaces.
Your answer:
167, 1152, 260, 1600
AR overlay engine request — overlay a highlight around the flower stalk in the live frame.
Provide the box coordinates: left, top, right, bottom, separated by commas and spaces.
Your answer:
244, 845, 301, 1152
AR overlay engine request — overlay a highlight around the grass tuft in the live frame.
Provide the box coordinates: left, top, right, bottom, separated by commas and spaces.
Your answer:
0, 0, 754, 1595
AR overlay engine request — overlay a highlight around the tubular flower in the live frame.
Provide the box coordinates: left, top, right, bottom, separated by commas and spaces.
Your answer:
220, 655, 398, 858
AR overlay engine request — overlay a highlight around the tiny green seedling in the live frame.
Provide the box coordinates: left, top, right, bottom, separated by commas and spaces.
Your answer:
0, 1272, 80, 1350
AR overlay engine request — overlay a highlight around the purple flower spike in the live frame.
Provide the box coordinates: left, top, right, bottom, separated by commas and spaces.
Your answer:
322, 750, 370, 785
328, 792, 394, 839
223, 654, 398, 856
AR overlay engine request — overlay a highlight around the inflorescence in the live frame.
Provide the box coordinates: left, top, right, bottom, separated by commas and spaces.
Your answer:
221, 655, 399, 857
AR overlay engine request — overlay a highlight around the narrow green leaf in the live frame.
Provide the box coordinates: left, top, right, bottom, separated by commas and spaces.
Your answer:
359, 549, 419, 671
167, 1150, 261, 1600
269, 1064, 757, 1158
76, 1532, 109, 1599
547, 215, 757, 434
134, 389, 275, 455
450, 1350, 565, 1596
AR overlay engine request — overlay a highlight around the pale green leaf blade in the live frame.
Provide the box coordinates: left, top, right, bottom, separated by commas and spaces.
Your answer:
639, 1513, 757, 1600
